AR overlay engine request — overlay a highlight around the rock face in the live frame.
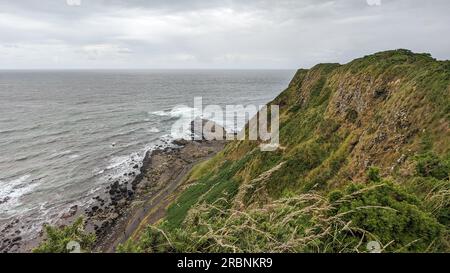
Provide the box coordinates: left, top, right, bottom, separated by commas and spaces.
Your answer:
269, 50, 449, 183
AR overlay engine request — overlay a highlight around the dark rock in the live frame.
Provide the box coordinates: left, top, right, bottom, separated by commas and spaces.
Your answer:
109, 213, 119, 221
111, 181, 119, 189
0, 196, 11, 205
373, 87, 389, 99
173, 139, 189, 146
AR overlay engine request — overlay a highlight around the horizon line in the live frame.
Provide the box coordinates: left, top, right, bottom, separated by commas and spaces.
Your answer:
0, 68, 298, 71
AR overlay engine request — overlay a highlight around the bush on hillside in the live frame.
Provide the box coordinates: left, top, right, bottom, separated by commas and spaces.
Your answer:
415, 152, 449, 180
329, 182, 445, 252
33, 217, 96, 253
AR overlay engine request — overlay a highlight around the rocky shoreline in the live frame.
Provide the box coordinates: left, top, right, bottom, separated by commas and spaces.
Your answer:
0, 120, 227, 253
96, 138, 225, 252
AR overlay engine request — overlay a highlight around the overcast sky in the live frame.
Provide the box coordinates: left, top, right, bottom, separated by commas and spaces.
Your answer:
0, 0, 449, 69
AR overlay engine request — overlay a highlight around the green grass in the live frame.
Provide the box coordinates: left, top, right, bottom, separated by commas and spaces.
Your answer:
120, 179, 447, 253
164, 151, 254, 229
33, 217, 96, 253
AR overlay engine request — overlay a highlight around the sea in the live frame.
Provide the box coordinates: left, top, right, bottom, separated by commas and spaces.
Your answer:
0, 69, 294, 243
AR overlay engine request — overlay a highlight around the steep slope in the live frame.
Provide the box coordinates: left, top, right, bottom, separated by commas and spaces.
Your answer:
121, 50, 450, 253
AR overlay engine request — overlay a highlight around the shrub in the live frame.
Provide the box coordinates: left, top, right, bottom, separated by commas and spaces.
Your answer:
406, 176, 450, 226
117, 226, 172, 253
332, 182, 445, 252
33, 217, 96, 253
416, 152, 449, 180
367, 167, 381, 182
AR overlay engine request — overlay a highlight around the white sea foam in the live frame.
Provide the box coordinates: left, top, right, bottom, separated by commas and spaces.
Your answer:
148, 127, 161, 133
49, 150, 72, 159
0, 174, 40, 214
150, 110, 168, 116
0, 174, 32, 199
150, 106, 198, 119
106, 155, 131, 170
97, 135, 176, 184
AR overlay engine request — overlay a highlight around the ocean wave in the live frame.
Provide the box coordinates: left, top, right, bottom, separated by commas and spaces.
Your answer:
121, 119, 152, 127
93, 151, 144, 182
47, 150, 76, 160
0, 124, 42, 135
8, 152, 43, 163
15, 156, 30, 162
111, 127, 144, 138
148, 127, 160, 133
69, 116, 94, 123
0, 174, 40, 213
149, 106, 198, 119
0, 175, 31, 197
95, 135, 176, 183
106, 155, 133, 170
13, 130, 71, 147
150, 106, 206, 139
42, 150, 82, 163
150, 110, 170, 117
0, 117, 16, 123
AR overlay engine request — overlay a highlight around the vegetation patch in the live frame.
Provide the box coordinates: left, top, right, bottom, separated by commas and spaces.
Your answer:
119, 180, 447, 253
33, 218, 96, 253
164, 152, 254, 229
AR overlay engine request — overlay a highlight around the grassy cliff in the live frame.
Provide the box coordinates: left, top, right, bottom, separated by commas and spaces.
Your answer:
120, 49, 450, 253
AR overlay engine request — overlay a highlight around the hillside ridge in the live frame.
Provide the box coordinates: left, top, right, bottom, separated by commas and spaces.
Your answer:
117, 49, 449, 253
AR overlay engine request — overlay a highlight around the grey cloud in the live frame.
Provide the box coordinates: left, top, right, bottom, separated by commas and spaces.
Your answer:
0, 0, 449, 69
